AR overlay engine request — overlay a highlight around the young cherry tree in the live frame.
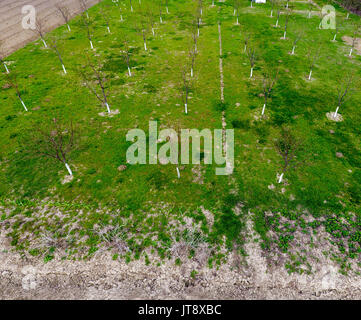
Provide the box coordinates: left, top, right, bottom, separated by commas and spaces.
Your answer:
99, 6, 111, 33
307, 0, 312, 18
275, 127, 303, 183
269, 0, 278, 18
332, 17, 343, 41
79, 57, 112, 114
233, 0, 241, 24
27, 118, 77, 177
5, 73, 28, 111
282, 9, 292, 39
261, 66, 279, 116
306, 44, 321, 80
165, 0, 170, 14
246, 44, 257, 78
191, 19, 199, 53
121, 36, 133, 76
275, 5, 281, 28
147, 5, 157, 36
332, 70, 356, 119
33, 18, 48, 48
135, 17, 150, 51
56, 5, 72, 32
0, 41, 10, 74
189, 44, 197, 78
243, 32, 250, 53
290, 29, 303, 55
181, 67, 192, 114
81, 13, 95, 49
112, 0, 124, 21
349, 23, 360, 57
130, 0, 134, 12
49, 38, 67, 74
79, 0, 89, 18
158, 0, 164, 23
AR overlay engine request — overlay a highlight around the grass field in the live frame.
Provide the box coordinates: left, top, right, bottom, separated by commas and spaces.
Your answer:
0, 0, 360, 274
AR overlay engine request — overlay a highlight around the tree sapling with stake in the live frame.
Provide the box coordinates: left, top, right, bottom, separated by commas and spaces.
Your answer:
332, 70, 356, 120
56, 5, 72, 32
27, 118, 77, 177
5, 73, 29, 111
0, 41, 10, 74
79, 56, 112, 114
49, 38, 67, 75
181, 67, 192, 114
275, 127, 303, 183
33, 18, 48, 48
246, 44, 257, 78
306, 43, 321, 80
261, 66, 279, 116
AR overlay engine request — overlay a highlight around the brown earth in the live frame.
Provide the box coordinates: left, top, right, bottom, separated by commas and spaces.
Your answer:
0, 0, 99, 57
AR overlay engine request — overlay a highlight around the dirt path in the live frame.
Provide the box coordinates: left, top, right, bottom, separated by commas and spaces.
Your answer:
0, 0, 99, 57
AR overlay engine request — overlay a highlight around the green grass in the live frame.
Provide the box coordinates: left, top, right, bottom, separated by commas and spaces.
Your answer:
0, 0, 360, 272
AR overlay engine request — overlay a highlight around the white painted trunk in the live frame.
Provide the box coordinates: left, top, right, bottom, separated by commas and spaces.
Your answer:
105, 102, 111, 113
234, 9, 236, 16
3, 62, 9, 74
176, 167, 180, 179
308, 11, 311, 18
278, 172, 284, 184
198, 28, 200, 36
283, 31, 286, 39
191, 68, 193, 77
107, 26, 111, 33
333, 34, 337, 41
349, 48, 353, 56
131, 6, 133, 12
346, 13, 349, 19
270, 10, 273, 18
286, 2, 288, 9
308, 69, 312, 80
67, 24, 71, 32
128, 66, 132, 76
250, 67, 253, 78
160, 16, 163, 23
185, 103, 188, 114
262, 104, 266, 115
291, 46, 295, 55
334, 106, 339, 118
244, 44, 247, 52
90, 40, 94, 49
62, 64, 67, 74
166, 7, 169, 14
20, 98, 28, 111
236, 17, 239, 25
276, 19, 279, 27
42, 39, 48, 48
121, 15, 123, 21
152, 28, 155, 36
65, 163, 73, 176
144, 41, 147, 51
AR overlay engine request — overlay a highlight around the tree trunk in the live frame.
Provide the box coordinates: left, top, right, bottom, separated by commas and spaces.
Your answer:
3, 62, 9, 74
128, 66, 132, 77
65, 163, 73, 176
105, 102, 111, 113
291, 45, 295, 55
19, 97, 28, 111
278, 172, 284, 183
250, 67, 253, 78
62, 64, 67, 74
67, 24, 71, 32
262, 103, 266, 115
42, 38, 48, 48
184, 103, 188, 114
176, 167, 180, 179
308, 69, 312, 80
